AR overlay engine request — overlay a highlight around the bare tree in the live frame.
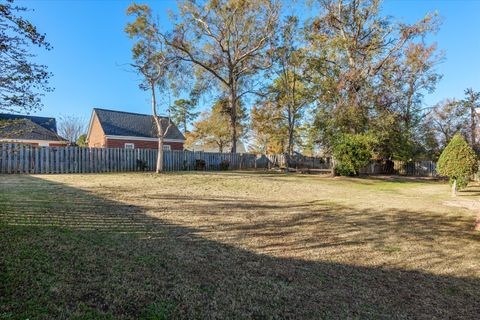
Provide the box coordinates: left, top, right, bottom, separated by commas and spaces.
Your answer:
268, 16, 311, 155
428, 99, 468, 148
58, 115, 86, 144
126, 4, 176, 173
463, 88, 480, 148
161, 0, 280, 153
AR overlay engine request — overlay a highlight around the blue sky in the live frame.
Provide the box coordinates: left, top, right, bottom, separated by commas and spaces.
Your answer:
19, 0, 480, 126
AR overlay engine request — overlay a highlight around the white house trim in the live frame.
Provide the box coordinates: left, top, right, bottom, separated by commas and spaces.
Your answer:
105, 135, 185, 143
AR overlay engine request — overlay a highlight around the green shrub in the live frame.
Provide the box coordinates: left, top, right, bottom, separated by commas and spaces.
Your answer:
76, 134, 87, 147
333, 133, 375, 176
136, 159, 148, 171
437, 134, 478, 193
219, 159, 230, 170
195, 159, 206, 171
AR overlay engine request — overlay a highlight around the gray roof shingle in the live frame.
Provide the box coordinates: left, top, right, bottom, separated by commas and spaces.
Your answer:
0, 113, 66, 141
94, 108, 185, 141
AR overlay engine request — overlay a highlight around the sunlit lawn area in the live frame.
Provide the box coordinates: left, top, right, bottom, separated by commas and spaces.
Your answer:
1, 172, 479, 319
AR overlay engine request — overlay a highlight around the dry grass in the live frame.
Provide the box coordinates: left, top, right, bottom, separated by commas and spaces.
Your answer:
1, 172, 479, 319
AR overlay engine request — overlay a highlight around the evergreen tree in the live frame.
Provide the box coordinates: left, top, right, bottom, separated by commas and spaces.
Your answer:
437, 134, 478, 196
169, 99, 199, 134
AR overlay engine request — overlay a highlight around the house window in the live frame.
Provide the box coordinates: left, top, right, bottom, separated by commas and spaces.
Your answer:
124, 143, 135, 149
163, 144, 171, 151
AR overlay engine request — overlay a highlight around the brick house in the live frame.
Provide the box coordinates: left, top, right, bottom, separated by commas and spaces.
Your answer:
0, 113, 68, 146
86, 108, 185, 150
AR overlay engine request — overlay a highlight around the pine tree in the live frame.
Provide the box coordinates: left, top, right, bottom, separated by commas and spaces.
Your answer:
169, 99, 198, 134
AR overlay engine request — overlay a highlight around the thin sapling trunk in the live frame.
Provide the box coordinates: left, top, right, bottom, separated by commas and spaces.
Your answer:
452, 178, 457, 197
151, 82, 172, 173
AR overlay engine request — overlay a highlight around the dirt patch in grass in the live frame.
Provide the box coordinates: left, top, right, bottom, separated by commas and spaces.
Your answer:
1, 172, 479, 319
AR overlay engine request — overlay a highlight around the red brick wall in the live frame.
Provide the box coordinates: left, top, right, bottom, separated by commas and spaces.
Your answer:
87, 113, 106, 148
105, 138, 183, 150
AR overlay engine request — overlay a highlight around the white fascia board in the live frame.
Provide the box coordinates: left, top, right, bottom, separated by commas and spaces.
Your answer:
104, 135, 185, 143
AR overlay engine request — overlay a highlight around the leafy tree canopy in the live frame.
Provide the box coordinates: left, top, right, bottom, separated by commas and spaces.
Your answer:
186, 97, 246, 153
0, 0, 52, 113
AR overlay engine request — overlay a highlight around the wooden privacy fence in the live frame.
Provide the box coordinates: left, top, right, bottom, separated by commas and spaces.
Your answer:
0, 144, 444, 177
284, 153, 333, 170
0, 143, 158, 174
359, 160, 438, 177
0, 143, 296, 174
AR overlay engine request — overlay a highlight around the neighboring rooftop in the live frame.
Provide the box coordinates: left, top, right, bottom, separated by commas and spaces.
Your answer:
0, 113, 66, 141
93, 108, 185, 140
0, 113, 58, 132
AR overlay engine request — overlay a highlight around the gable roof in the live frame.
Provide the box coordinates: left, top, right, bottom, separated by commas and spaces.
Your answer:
93, 108, 185, 141
0, 113, 66, 142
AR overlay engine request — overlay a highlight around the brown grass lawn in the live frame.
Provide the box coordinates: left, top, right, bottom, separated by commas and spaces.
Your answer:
1, 172, 479, 319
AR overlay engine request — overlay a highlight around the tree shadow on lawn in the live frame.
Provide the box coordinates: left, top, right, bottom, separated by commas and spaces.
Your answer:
353, 175, 443, 185
0, 175, 479, 319
223, 171, 444, 186
140, 193, 479, 242
456, 186, 480, 197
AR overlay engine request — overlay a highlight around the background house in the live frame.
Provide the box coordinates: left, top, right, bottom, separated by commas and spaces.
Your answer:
86, 108, 185, 150
0, 113, 67, 146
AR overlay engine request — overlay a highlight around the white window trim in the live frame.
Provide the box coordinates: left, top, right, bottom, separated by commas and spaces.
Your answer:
163, 144, 171, 151
124, 143, 135, 149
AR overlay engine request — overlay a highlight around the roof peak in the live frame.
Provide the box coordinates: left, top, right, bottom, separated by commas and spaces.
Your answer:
93, 108, 169, 118
92, 107, 185, 141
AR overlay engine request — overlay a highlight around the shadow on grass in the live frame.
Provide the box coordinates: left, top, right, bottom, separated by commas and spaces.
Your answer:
223, 171, 445, 186
458, 187, 480, 197
0, 175, 479, 319
355, 175, 443, 184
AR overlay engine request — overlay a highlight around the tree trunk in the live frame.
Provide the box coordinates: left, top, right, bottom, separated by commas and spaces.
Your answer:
452, 178, 457, 197
471, 101, 476, 148
287, 129, 294, 156
331, 156, 336, 177
151, 81, 163, 173
287, 115, 295, 156
157, 136, 164, 173
229, 83, 237, 154
287, 105, 294, 155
